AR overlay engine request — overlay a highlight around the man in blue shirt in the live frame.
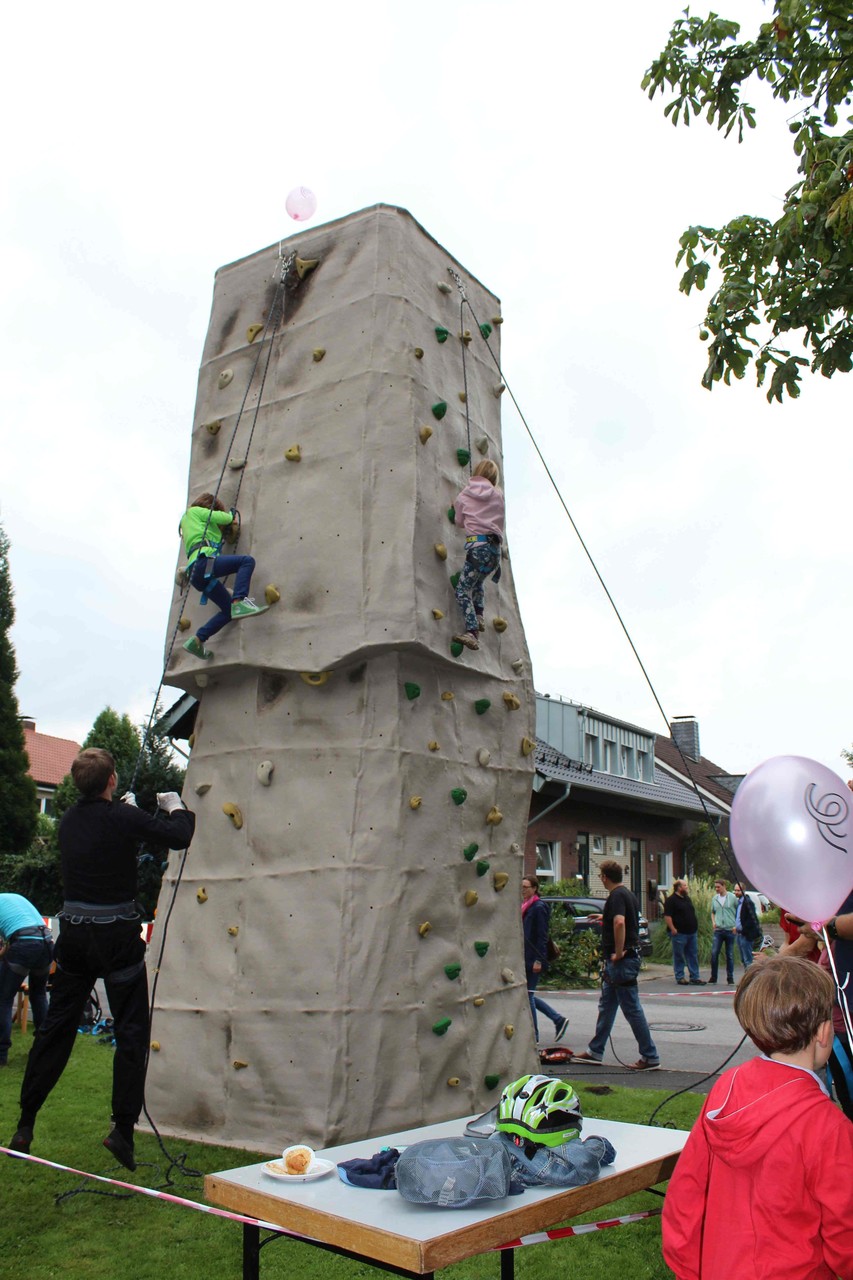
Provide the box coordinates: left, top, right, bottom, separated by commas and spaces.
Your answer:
0, 893, 53, 1067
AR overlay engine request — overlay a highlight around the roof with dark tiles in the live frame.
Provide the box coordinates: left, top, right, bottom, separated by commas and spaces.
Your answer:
653, 735, 739, 811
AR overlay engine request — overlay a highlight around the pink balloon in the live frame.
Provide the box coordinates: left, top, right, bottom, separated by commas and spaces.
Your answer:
730, 755, 853, 923
285, 187, 317, 222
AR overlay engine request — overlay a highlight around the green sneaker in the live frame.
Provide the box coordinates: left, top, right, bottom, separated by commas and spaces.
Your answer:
183, 636, 213, 660
231, 597, 269, 620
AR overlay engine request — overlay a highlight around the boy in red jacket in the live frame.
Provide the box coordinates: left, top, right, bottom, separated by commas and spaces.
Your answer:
662, 956, 853, 1280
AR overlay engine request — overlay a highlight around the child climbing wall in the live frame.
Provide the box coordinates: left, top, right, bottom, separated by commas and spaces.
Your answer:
146, 205, 538, 1152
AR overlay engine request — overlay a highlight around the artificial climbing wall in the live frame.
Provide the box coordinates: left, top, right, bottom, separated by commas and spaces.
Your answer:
145, 205, 537, 1153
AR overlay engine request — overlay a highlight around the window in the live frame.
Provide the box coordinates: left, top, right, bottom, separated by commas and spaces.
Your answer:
621, 745, 635, 777
576, 833, 590, 887
535, 841, 560, 882
584, 734, 600, 769
657, 851, 673, 889
592, 835, 603, 854
603, 740, 616, 773
637, 749, 650, 782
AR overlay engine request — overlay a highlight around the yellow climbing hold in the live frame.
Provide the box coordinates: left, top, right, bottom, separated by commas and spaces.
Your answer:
414, 347, 424, 359
194, 782, 211, 796
458, 391, 467, 403
246, 323, 264, 343
493, 383, 506, 397
447, 1077, 461, 1087
227, 926, 239, 937
218, 370, 233, 389
501, 968, 515, 984
300, 671, 330, 686
477, 749, 491, 766
504, 1025, 515, 1040
228, 457, 246, 470
493, 872, 510, 891
434, 543, 447, 561
257, 761, 274, 786
233, 1060, 249, 1070
295, 256, 319, 279
188, 733, 195, 748
503, 693, 521, 711
493, 617, 508, 633
178, 616, 191, 632
285, 445, 302, 462
203, 419, 223, 436
312, 348, 326, 362
510, 842, 521, 854
465, 890, 479, 907
428, 741, 440, 752
264, 584, 281, 605
418, 921, 432, 937
492, 315, 504, 326
196, 888, 208, 904
441, 691, 455, 701
409, 796, 423, 810
472, 996, 485, 1007
151, 1041, 161, 1052
511, 659, 524, 674
486, 806, 503, 825
459, 330, 472, 345
437, 281, 452, 294
419, 426, 433, 444
476, 437, 489, 454
222, 803, 243, 829
521, 738, 536, 757
432, 609, 444, 620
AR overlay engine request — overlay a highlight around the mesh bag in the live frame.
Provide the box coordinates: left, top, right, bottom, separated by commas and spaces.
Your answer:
396, 1136, 516, 1208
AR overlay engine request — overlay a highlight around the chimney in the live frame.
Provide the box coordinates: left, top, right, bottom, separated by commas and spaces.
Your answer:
671, 716, 700, 760
20, 715, 36, 731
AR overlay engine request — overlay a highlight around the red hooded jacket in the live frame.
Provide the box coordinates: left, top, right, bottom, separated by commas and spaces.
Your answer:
662, 1056, 853, 1279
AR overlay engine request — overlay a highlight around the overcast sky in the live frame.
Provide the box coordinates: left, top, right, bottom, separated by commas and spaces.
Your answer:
3, 0, 850, 781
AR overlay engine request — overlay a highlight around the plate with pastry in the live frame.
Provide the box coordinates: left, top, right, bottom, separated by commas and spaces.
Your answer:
263, 1145, 335, 1182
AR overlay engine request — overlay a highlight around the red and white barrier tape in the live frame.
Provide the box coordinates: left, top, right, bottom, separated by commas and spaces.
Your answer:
495, 1208, 661, 1250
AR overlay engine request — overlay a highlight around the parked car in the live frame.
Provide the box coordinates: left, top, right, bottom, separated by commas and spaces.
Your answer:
544, 896, 653, 957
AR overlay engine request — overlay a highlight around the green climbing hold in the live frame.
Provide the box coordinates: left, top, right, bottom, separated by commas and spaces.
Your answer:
404, 682, 421, 701
456, 448, 470, 466
432, 401, 447, 420
447, 506, 456, 524
484, 1074, 501, 1090
432, 1018, 452, 1036
474, 699, 491, 715
475, 860, 490, 877
474, 941, 490, 957
479, 322, 493, 340
435, 326, 450, 343
450, 787, 468, 806
450, 571, 460, 588
462, 843, 479, 861
450, 641, 463, 658
444, 963, 462, 980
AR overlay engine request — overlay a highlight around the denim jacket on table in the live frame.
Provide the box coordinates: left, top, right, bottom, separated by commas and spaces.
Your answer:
489, 1131, 616, 1187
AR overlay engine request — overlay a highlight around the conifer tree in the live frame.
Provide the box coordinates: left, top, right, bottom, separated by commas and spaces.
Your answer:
0, 523, 38, 859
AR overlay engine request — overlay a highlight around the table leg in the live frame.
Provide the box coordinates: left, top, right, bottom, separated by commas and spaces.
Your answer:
243, 1222, 260, 1280
500, 1247, 515, 1280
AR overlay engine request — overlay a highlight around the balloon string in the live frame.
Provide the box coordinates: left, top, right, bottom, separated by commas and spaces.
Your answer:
822, 927, 853, 1043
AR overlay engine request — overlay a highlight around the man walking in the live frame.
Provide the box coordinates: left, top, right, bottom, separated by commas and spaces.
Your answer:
572, 861, 660, 1070
709, 879, 737, 984
733, 883, 760, 971
9, 748, 195, 1171
663, 880, 705, 986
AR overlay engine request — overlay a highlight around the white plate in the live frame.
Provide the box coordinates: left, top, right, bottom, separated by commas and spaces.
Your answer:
262, 1157, 335, 1182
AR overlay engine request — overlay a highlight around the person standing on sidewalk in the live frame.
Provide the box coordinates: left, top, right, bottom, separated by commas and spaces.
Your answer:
572, 861, 660, 1071
521, 876, 569, 1044
663, 880, 705, 986
733, 883, 760, 971
709, 879, 737, 984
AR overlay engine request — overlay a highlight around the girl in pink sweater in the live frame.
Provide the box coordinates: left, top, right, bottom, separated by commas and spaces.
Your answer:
452, 460, 505, 651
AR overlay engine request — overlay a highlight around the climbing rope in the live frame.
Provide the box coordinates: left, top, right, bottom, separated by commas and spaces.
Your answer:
447, 269, 473, 473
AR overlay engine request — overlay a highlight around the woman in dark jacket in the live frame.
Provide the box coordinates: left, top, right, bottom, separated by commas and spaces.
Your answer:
522, 875, 568, 1044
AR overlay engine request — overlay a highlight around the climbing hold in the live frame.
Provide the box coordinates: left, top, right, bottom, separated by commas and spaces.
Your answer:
450, 641, 463, 658
432, 609, 444, 620
503, 693, 521, 711
494, 872, 509, 891
218, 370, 234, 389
492, 315, 504, 325
414, 347, 424, 359
178, 616, 191, 632
312, 347, 326, 362
228, 926, 239, 937
476, 860, 490, 877
285, 445, 302, 462
432, 401, 447, 420
428, 741, 440, 752
447, 1077, 461, 1087
409, 796, 423, 810
441, 691, 455, 701
500, 968, 515, 984
257, 760, 274, 786
511, 659, 524, 674
246, 323, 264, 343
451, 788, 467, 806
479, 322, 493, 340
510, 843, 521, 854
295, 256, 319, 279
493, 383, 506, 398
203, 419, 223, 435
195, 674, 209, 690
484, 1074, 501, 1089
462, 843, 479, 861
432, 1018, 452, 1036
459, 330, 473, 346
418, 921, 432, 938
474, 941, 489, 957
222, 803, 243, 829
150, 1041, 161, 1052
465, 890, 479, 907
504, 1025, 515, 1040
264, 585, 281, 606
404, 682, 421, 700
450, 572, 460, 588
493, 617, 508, 632
477, 749, 491, 766
434, 543, 447, 561
197, 888, 208, 904
486, 806, 503, 826
194, 782, 212, 796
447, 506, 456, 524
473, 996, 485, 1007
175, 567, 189, 589
521, 737, 536, 757
435, 326, 450, 343
437, 281, 452, 294
474, 699, 491, 715
456, 448, 470, 466
233, 1060, 249, 1070
444, 963, 461, 980
228, 457, 246, 471
475, 437, 489, 454
458, 392, 467, 404
419, 426, 433, 444
188, 733, 195, 748
300, 671, 330, 686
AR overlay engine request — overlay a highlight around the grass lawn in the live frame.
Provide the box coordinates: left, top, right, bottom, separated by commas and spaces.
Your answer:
0, 1031, 700, 1279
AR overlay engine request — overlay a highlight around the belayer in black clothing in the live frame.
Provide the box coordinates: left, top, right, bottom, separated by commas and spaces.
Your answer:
9, 748, 195, 1171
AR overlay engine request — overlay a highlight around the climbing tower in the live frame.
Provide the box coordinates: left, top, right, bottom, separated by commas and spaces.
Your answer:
146, 205, 537, 1152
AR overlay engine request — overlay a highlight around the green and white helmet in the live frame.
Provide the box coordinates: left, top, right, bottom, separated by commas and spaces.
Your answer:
496, 1074, 583, 1147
